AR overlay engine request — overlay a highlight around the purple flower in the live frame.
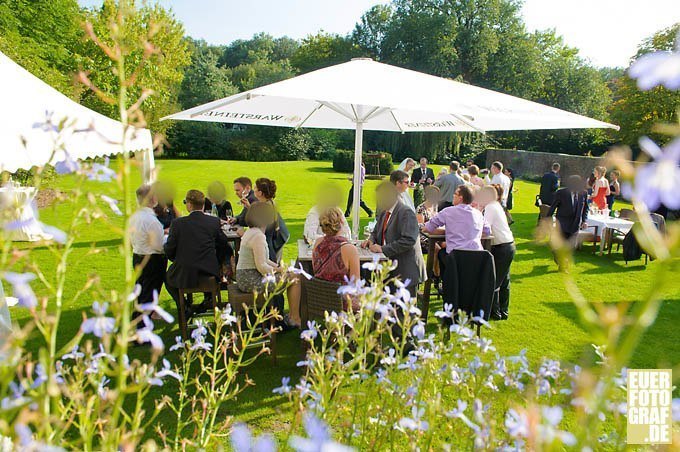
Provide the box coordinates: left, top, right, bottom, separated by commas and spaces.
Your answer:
629, 35, 680, 91
87, 159, 116, 182
289, 413, 352, 452
169, 336, 185, 352
149, 359, 182, 385
32, 364, 47, 388
220, 304, 238, 325
97, 376, 110, 400
623, 137, 680, 210
288, 261, 312, 280
231, 423, 277, 452
137, 290, 174, 323
54, 152, 80, 175
398, 406, 429, 432
3, 272, 37, 308
61, 345, 84, 361
300, 321, 318, 342
81, 301, 116, 337
505, 408, 529, 439
135, 317, 164, 350
32, 110, 58, 133
100, 195, 122, 216
272, 377, 292, 395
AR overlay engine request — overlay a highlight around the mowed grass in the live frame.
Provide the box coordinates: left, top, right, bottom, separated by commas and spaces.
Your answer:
11, 159, 680, 436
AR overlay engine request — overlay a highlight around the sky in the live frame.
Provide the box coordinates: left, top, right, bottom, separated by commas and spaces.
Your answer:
80, 0, 680, 68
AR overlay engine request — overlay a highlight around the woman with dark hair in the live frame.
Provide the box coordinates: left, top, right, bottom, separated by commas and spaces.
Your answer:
204, 181, 234, 220
254, 178, 290, 262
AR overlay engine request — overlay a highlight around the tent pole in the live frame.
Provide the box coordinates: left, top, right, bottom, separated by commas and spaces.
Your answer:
351, 105, 364, 239
142, 147, 156, 184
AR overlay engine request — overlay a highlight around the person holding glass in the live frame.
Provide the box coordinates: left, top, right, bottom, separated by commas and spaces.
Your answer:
416, 185, 440, 254
204, 181, 234, 221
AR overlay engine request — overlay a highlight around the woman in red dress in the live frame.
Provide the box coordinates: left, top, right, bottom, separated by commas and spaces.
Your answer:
589, 166, 610, 210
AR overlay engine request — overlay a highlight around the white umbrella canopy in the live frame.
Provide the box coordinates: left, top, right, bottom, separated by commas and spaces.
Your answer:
163, 58, 618, 236
0, 51, 153, 176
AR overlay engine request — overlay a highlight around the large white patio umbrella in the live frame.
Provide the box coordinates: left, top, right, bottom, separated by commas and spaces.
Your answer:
162, 58, 618, 237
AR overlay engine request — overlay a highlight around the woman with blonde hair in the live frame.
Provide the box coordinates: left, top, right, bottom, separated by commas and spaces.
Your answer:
312, 207, 361, 311
589, 166, 610, 211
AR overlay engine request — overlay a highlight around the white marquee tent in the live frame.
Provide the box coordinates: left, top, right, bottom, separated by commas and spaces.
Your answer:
163, 58, 618, 236
0, 51, 153, 176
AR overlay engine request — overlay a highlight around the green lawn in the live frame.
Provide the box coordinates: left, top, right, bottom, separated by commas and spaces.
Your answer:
12, 159, 680, 436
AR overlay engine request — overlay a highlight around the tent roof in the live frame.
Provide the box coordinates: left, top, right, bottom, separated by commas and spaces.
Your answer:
0, 51, 152, 173
163, 58, 618, 133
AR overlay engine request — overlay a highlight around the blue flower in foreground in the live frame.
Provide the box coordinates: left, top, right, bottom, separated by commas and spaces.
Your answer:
300, 321, 318, 342
623, 137, 680, 211
231, 423, 277, 452
3, 272, 37, 308
169, 335, 185, 352
138, 290, 174, 323
81, 301, 116, 337
61, 345, 84, 361
289, 413, 353, 452
272, 377, 292, 395
31, 110, 59, 133
100, 195, 122, 216
398, 406, 429, 432
629, 35, 680, 91
97, 376, 110, 400
32, 364, 47, 388
505, 408, 529, 439
149, 359, 182, 386
87, 159, 116, 182
135, 316, 164, 350
54, 152, 80, 175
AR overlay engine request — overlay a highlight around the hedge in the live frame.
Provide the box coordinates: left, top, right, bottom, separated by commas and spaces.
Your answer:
332, 150, 393, 175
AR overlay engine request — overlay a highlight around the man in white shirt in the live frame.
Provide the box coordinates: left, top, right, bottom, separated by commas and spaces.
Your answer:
304, 185, 351, 243
129, 184, 166, 310
490, 161, 512, 208
476, 186, 515, 321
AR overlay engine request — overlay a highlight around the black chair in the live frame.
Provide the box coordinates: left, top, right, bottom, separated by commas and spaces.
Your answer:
439, 249, 496, 335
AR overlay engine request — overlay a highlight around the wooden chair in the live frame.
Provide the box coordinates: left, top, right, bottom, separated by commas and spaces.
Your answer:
177, 276, 221, 340
227, 284, 277, 364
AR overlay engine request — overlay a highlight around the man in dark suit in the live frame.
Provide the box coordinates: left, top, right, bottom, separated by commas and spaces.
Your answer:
411, 157, 436, 206
539, 162, 561, 205
231, 176, 258, 227
362, 182, 420, 296
165, 189, 229, 314
547, 175, 589, 240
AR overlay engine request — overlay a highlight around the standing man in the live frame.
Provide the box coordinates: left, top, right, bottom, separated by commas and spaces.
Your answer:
130, 184, 167, 313
231, 177, 258, 227
547, 175, 589, 242
362, 182, 419, 297
539, 163, 561, 206
434, 161, 465, 211
490, 161, 512, 209
165, 190, 229, 315
344, 161, 374, 218
411, 157, 435, 207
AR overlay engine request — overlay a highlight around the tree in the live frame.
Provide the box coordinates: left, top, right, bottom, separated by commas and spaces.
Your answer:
79, 0, 191, 134
0, 0, 85, 98
352, 4, 393, 60
291, 32, 365, 74
610, 23, 680, 148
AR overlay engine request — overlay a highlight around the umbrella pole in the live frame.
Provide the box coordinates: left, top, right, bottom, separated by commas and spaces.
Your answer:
351, 115, 364, 239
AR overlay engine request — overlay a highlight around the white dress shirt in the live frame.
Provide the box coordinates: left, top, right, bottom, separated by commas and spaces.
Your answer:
304, 206, 351, 243
483, 201, 514, 245
129, 207, 164, 255
491, 172, 512, 207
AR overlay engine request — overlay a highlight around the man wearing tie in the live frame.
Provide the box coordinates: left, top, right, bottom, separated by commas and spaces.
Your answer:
411, 157, 435, 206
547, 175, 589, 241
361, 182, 419, 297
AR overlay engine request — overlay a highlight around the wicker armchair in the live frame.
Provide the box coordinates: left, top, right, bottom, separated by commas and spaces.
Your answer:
302, 277, 343, 325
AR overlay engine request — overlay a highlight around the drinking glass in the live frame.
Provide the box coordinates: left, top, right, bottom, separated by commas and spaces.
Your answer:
614, 210, 620, 218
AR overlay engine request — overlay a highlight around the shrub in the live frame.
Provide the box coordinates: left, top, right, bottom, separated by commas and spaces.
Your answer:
332, 150, 393, 175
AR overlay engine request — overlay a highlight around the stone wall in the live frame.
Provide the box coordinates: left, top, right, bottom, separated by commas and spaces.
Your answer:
484, 149, 609, 180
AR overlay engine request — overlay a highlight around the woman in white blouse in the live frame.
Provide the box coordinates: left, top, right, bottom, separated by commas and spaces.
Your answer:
304, 184, 351, 243
476, 186, 515, 321
236, 202, 302, 327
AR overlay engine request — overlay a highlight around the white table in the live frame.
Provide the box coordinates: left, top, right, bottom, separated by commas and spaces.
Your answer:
0, 186, 52, 241
586, 214, 634, 253
297, 239, 386, 262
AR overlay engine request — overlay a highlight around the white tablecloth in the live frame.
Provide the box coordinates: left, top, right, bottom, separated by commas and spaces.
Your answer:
0, 186, 51, 241
586, 214, 634, 253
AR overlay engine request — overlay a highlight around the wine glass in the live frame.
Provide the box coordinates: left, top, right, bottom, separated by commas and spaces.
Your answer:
614, 210, 620, 219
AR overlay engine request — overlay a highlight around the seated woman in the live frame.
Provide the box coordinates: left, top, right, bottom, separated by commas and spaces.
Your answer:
204, 181, 234, 220
312, 207, 360, 311
416, 185, 440, 254
235, 202, 301, 327
152, 180, 181, 233
254, 178, 290, 262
